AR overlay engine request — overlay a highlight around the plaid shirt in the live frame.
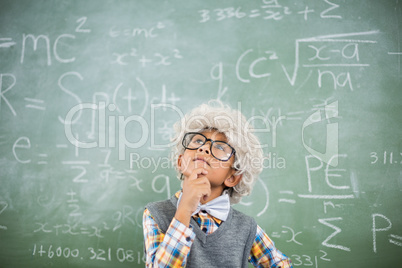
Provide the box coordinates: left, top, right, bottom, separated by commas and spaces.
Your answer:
143, 192, 292, 267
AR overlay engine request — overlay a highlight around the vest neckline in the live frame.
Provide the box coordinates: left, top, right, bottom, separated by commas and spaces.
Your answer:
171, 195, 233, 245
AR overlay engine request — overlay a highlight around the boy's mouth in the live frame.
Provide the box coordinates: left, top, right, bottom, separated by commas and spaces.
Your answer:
193, 157, 210, 166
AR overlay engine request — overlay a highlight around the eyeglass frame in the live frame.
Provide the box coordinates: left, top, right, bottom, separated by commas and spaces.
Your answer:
181, 132, 236, 162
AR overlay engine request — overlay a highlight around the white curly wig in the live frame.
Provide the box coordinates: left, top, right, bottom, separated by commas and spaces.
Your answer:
171, 100, 264, 204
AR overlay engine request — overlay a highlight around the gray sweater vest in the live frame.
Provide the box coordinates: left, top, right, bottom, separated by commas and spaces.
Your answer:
146, 196, 257, 268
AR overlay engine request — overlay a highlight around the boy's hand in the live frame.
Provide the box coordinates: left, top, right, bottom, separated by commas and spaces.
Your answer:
175, 168, 211, 227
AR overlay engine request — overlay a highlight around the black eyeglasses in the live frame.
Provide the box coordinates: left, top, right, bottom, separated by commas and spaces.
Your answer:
182, 132, 236, 162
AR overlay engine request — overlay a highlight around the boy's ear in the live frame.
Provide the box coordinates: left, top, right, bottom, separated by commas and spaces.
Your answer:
224, 173, 242, 188
177, 154, 183, 171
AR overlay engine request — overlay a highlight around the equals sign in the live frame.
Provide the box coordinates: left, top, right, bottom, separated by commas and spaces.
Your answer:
56, 144, 68, 148
278, 191, 296, 204
25, 98, 46, 111
0, 38, 16, 48
249, 9, 261, 18
37, 154, 48, 165
286, 111, 304, 121
389, 234, 402, 247
270, 231, 281, 238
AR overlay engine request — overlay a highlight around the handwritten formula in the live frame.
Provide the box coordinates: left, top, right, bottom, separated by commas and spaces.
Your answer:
0, 0, 401, 267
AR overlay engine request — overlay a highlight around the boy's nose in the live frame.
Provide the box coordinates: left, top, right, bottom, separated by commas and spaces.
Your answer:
197, 143, 210, 154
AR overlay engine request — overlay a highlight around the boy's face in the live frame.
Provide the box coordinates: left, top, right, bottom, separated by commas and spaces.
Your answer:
178, 130, 240, 194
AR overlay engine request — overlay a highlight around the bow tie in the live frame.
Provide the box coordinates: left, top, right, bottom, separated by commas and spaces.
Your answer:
177, 192, 231, 221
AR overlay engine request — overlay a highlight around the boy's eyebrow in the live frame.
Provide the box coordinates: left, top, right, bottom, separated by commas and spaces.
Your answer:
191, 132, 231, 145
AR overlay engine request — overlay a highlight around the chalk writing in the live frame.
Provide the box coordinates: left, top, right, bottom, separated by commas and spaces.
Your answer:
236, 49, 275, 83
301, 154, 353, 199
12, 137, 31, 164
319, 217, 351, 251
291, 250, 331, 267
75, 17, 91, 33
111, 48, 183, 67
0, 73, 17, 116
255, 108, 286, 148
21, 33, 80, 65
210, 62, 229, 99
152, 174, 171, 199
239, 177, 269, 217
198, 0, 341, 23
32, 244, 80, 258
278, 191, 296, 204
109, 22, 165, 39
280, 226, 303, 245
370, 151, 402, 165
57, 72, 84, 124
33, 219, 130, 238
66, 189, 82, 218
24, 97, 46, 111
0, 201, 8, 230
281, 31, 378, 86
32, 244, 143, 263
372, 214, 402, 253
0, 37, 16, 48
0, 1, 400, 267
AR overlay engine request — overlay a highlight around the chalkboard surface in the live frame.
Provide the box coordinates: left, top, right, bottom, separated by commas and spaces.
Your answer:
0, 0, 401, 267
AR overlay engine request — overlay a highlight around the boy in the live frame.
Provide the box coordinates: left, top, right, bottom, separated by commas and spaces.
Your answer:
143, 100, 292, 267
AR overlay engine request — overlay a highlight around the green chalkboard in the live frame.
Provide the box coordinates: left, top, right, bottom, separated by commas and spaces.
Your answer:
0, 0, 401, 267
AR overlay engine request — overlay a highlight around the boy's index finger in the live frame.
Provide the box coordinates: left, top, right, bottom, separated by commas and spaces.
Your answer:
188, 168, 208, 180
196, 171, 207, 179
